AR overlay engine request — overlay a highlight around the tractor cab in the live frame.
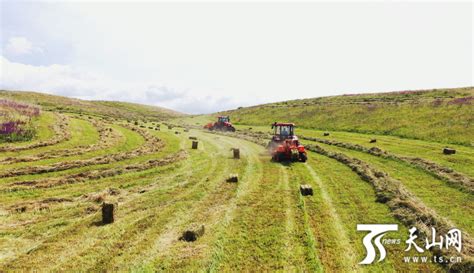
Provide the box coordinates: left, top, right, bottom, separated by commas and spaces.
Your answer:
272, 123, 295, 139
218, 116, 230, 124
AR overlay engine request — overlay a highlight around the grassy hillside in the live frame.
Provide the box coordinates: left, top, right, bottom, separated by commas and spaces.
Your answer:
219, 87, 474, 146
0, 90, 184, 121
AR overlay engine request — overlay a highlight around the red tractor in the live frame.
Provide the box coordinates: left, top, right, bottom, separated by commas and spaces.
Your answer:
204, 116, 236, 132
267, 122, 307, 162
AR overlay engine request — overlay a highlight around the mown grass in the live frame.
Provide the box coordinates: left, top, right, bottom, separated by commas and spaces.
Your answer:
0, 116, 101, 169
0, 124, 144, 187
193, 137, 323, 272
301, 153, 441, 272
308, 141, 474, 236
0, 128, 183, 269
299, 128, 474, 179
235, 124, 474, 180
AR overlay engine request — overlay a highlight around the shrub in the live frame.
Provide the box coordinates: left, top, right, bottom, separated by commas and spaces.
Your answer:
0, 99, 40, 143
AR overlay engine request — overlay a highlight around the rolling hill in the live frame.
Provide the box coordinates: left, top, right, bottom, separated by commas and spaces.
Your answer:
0, 90, 184, 121
217, 87, 474, 146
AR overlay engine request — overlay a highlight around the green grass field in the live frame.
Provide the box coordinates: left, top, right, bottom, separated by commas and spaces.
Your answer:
219, 87, 474, 146
0, 89, 472, 271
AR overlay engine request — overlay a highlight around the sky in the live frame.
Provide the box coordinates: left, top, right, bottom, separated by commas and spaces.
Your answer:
0, 1, 472, 114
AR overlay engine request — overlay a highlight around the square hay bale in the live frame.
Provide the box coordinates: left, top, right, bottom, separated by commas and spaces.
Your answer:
180, 224, 205, 242
168, 125, 173, 130
323, 132, 330, 136
443, 148, 456, 155
226, 174, 238, 183
192, 141, 198, 149
102, 203, 115, 224
370, 139, 377, 143
232, 148, 240, 159
175, 131, 180, 134
300, 184, 313, 196
189, 136, 197, 140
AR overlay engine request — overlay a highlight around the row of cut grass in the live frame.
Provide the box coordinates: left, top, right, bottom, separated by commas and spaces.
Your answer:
0, 117, 102, 169
0, 130, 184, 269
301, 152, 441, 272
0, 124, 145, 186
0, 130, 233, 270
235, 124, 474, 178
304, 140, 474, 236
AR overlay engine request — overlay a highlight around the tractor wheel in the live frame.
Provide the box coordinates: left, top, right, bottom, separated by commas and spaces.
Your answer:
278, 153, 286, 162
272, 153, 283, 162
299, 152, 307, 162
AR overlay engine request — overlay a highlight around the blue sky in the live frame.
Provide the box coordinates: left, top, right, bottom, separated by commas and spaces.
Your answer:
1, 1, 472, 114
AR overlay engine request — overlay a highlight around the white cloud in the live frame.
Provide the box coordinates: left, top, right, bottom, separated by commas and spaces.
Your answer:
1, 2, 471, 113
0, 56, 247, 114
4, 37, 43, 56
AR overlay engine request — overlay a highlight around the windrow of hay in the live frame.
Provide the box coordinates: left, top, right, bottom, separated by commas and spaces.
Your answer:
207, 129, 474, 271
304, 143, 474, 272
7, 150, 188, 190
0, 125, 164, 178
7, 197, 73, 214
82, 187, 122, 203
0, 113, 71, 152
206, 130, 270, 147
0, 118, 122, 164
300, 135, 474, 194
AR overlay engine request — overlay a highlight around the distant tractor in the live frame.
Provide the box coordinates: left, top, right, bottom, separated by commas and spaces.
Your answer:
267, 122, 307, 162
204, 116, 236, 132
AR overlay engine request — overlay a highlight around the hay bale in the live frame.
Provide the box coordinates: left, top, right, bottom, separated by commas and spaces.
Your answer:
102, 203, 115, 224
175, 131, 180, 134
323, 132, 330, 136
189, 136, 197, 140
232, 148, 240, 159
180, 224, 205, 242
192, 141, 198, 149
226, 174, 238, 183
443, 148, 456, 155
370, 139, 377, 143
168, 125, 173, 130
300, 184, 313, 196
